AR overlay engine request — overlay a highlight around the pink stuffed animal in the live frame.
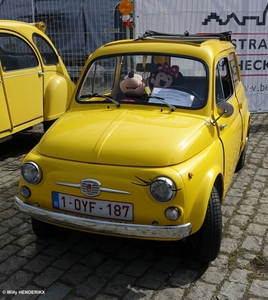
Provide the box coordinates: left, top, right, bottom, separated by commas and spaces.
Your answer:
120, 71, 144, 95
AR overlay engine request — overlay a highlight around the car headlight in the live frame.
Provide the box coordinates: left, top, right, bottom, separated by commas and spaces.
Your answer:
150, 177, 176, 202
21, 162, 42, 184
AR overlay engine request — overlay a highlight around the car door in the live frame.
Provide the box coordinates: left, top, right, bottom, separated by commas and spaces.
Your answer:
32, 33, 75, 122
0, 66, 11, 137
229, 51, 249, 138
0, 32, 43, 130
214, 55, 243, 193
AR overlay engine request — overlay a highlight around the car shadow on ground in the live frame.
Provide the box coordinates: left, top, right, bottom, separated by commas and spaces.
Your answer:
0, 128, 44, 196
33, 226, 209, 292
0, 128, 43, 161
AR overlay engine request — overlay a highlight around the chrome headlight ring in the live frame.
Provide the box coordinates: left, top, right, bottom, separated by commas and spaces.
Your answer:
21, 161, 42, 184
150, 177, 176, 203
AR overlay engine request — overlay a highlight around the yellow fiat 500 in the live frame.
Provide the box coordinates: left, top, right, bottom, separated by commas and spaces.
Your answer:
0, 20, 74, 142
15, 31, 250, 263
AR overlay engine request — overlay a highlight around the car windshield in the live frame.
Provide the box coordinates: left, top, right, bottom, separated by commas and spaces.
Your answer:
77, 54, 208, 109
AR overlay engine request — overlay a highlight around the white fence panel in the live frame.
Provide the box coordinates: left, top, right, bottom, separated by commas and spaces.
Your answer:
134, 0, 268, 112
0, 0, 123, 70
1, 0, 268, 111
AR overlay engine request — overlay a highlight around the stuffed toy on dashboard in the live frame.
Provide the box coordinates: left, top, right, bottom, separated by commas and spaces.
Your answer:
150, 62, 183, 88
120, 71, 144, 95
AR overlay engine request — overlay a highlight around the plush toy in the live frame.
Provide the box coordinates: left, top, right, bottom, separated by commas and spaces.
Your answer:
150, 62, 183, 88
120, 71, 144, 95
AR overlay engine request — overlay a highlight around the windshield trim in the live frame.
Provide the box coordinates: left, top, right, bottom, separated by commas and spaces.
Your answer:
76, 52, 209, 110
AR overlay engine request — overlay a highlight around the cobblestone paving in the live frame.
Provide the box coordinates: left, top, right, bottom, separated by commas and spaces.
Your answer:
0, 113, 268, 300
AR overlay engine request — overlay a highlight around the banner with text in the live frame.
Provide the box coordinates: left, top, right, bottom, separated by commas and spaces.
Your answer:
134, 0, 268, 112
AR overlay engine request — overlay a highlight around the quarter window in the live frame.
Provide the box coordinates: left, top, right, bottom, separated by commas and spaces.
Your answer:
215, 57, 233, 103
229, 52, 239, 88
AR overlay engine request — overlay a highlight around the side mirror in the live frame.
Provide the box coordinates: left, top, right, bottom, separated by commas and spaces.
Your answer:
217, 101, 234, 118
211, 101, 234, 125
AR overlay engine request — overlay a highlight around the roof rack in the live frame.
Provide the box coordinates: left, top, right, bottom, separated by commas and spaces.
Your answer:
137, 30, 232, 42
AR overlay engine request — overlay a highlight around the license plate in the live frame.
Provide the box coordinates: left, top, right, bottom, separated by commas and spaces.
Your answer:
52, 192, 133, 221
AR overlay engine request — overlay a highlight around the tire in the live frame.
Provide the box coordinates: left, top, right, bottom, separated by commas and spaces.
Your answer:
31, 218, 57, 238
235, 133, 249, 172
187, 187, 222, 263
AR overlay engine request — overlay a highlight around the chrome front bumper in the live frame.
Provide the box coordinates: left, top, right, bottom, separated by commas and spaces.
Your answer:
14, 197, 192, 240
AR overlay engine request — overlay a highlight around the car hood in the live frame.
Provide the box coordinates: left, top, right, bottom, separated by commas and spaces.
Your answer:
37, 108, 214, 167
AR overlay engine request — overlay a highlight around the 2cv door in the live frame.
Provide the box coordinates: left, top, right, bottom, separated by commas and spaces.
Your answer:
0, 32, 43, 135
0, 73, 11, 139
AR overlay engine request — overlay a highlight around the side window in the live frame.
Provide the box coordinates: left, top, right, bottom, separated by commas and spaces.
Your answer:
215, 57, 234, 103
32, 34, 58, 65
0, 33, 38, 72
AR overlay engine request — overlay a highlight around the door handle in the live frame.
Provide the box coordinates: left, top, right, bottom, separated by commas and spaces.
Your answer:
219, 124, 228, 131
38, 71, 44, 76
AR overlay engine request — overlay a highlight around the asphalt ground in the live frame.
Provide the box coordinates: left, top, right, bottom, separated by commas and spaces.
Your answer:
0, 113, 268, 300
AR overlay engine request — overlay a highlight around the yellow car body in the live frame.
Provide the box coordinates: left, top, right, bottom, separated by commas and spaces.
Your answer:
0, 20, 75, 142
15, 31, 250, 263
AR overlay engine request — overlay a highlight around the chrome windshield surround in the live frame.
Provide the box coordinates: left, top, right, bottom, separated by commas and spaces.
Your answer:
55, 179, 131, 196
15, 197, 192, 240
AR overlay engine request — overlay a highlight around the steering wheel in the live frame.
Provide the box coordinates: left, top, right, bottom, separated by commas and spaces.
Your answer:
173, 86, 203, 106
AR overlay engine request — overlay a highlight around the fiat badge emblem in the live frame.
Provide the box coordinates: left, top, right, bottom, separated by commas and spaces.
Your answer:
80, 179, 101, 197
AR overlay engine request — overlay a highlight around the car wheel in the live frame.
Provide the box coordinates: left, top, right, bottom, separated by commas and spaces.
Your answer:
187, 186, 222, 263
31, 218, 57, 238
235, 131, 249, 172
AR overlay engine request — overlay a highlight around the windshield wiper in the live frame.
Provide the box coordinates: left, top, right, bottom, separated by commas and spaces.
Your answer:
147, 95, 176, 111
82, 93, 120, 107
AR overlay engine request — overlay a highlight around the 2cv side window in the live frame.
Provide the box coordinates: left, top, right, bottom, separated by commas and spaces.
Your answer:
32, 34, 59, 65
215, 57, 234, 103
0, 33, 38, 71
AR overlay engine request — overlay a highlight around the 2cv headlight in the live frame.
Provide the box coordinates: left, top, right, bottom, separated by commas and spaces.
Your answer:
21, 162, 42, 184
